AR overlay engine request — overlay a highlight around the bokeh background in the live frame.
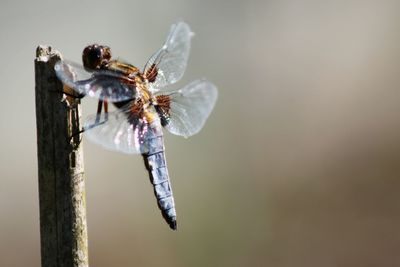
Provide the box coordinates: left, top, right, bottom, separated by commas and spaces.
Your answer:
1, 0, 400, 266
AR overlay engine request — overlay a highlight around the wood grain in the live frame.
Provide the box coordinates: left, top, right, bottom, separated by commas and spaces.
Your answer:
35, 45, 89, 267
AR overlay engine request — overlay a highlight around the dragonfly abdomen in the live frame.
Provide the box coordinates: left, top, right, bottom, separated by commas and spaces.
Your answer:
142, 135, 177, 230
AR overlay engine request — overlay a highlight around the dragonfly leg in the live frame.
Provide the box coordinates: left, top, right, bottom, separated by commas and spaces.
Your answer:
104, 100, 109, 120
69, 99, 109, 142
95, 100, 103, 124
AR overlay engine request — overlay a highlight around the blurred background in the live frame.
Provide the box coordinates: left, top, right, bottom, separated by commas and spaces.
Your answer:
1, 0, 400, 266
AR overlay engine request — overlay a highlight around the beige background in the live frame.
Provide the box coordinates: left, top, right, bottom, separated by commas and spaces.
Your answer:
1, 0, 400, 266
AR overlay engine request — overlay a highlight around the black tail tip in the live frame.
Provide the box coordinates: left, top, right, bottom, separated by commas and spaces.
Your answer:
168, 218, 177, 230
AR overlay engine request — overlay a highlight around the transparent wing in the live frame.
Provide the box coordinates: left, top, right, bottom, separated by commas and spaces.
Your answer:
54, 60, 137, 102
157, 79, 218, 138
83, 103, 162, 154
144, 21, 193, 91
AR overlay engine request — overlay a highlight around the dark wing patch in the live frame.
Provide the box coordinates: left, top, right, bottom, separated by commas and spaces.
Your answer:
145, 63, 158, 83
155, 95, 171, 127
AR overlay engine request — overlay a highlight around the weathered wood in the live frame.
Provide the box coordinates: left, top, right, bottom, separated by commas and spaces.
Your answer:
35, 45, 89, 267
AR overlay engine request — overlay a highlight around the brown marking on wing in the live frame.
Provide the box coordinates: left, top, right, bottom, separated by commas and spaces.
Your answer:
156, 95, 171, 114
155, 95, 171, 126
145, 63, 158, 83
130, 99, 144, 118
130, 99, 156, 123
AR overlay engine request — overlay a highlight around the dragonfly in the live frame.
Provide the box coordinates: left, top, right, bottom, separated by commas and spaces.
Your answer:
54, 21, 217, 230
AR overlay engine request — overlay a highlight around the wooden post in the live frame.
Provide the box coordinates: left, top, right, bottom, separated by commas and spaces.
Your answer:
35, 45, 89, 267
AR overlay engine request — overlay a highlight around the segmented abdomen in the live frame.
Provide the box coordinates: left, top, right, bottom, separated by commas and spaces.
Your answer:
142, 133, 177, 230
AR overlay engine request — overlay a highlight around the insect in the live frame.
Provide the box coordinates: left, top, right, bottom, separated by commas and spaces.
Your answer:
54, 21, 217, 230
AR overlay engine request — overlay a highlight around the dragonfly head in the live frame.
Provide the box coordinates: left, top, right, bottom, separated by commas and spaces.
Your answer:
82, 44, 112, 71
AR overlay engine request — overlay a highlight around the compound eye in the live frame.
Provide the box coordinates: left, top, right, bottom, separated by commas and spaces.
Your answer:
82, 45, 103, 70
